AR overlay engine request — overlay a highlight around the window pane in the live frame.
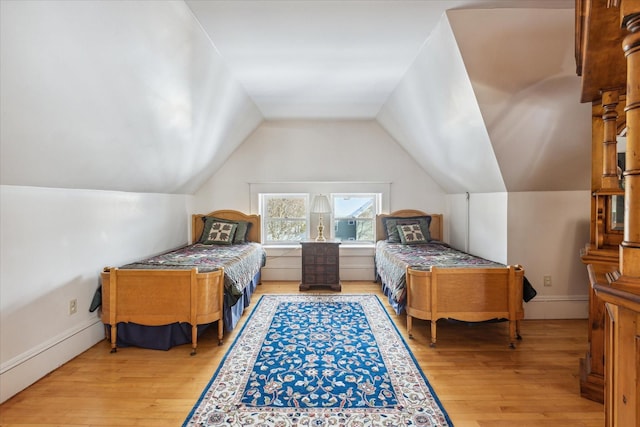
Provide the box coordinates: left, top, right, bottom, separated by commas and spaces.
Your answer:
266, 197, 306, 219
335, 219, 374, 241
332, 194, 378, 243
334, 196, 374, 218
266, 219, 307, 241
261, 194, 309, 243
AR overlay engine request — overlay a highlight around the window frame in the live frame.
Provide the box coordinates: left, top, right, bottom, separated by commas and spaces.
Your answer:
330, 193, 380, 245
260, 193, 310, 245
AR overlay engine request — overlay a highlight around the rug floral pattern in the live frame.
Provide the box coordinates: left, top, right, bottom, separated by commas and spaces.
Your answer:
184, 294, 452, 426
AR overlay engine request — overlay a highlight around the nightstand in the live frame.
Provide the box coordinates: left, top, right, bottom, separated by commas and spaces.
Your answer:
299, 241, 341, 291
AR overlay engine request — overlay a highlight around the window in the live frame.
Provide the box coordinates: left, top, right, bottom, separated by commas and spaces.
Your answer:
259, 192, 381, 245
260, 194, 309, 244
332, 193, 379, 244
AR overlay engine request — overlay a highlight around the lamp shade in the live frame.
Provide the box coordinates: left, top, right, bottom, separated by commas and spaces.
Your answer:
311, 195, 331, 214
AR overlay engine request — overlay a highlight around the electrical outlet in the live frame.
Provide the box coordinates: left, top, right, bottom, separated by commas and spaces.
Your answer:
69, 299, 78, 315
543, 275, 552, 287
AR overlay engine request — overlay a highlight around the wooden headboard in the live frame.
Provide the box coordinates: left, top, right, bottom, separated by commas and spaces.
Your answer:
192, 210, 261, 244
376, 210, 443, 242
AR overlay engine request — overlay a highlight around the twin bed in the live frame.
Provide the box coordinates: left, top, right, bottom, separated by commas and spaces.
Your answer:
99, 207, 529, 353
99, 210, 265, 355
375, 210, 529, 348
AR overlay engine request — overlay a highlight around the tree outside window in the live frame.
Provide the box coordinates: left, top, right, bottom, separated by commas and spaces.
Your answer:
261, 194, 308, 243
260, 192, 380, 244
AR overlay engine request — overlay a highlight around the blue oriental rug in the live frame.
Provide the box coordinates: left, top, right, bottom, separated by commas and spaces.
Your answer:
183, 294, 452, 426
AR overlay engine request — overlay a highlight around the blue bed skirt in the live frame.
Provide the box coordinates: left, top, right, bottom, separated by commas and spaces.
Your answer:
381, 280, 405, 315
111, 271, 261, 350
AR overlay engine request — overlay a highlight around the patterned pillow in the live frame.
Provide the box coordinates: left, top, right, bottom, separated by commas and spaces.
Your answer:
201, 221, 237, 245
213, 218, 251, 243
383, 215, 431, 243
200, 217, 252, 244
397, 224, 429, 244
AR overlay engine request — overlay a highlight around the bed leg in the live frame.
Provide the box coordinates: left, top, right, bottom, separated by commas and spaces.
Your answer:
110, 324, 118, 353
430, 320, 437, 348
508, 320, 517, 349
191, 325, 198, 356
407, 315, 414, 339
516, 319, 522, 340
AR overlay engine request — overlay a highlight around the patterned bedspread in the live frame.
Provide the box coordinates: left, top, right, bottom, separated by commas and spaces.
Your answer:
375, 240, 504, 306
121, 242, 266, 301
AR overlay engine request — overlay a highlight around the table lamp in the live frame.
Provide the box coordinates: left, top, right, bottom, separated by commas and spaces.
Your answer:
311, 194, 331, 241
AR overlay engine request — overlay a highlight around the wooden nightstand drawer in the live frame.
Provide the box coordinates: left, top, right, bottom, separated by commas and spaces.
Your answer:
299, 242, 341, 291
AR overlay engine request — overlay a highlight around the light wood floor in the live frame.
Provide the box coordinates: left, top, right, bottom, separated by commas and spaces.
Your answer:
0, 281, 604, 427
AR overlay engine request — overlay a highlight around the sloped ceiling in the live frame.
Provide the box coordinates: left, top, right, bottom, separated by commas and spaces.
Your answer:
449, 9, 591, 192
378, 8, 591, 193
0, 0, 588, 195
377, 14, 506, 194
186, 0, 461, 119
0, 0, 262, 194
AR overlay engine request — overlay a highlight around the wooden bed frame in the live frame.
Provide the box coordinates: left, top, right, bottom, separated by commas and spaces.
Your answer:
101, 210, 261, 355
376, 210, 525, 348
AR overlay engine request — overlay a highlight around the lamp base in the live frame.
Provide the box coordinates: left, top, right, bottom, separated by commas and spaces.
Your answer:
316, 221, 326, 242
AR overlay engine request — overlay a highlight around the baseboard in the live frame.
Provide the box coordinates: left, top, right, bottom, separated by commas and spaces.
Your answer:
523, 295, 589, 319
0, 318, 105, 403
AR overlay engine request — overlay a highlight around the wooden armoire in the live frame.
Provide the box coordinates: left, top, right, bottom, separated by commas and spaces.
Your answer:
576, 1, 640, 426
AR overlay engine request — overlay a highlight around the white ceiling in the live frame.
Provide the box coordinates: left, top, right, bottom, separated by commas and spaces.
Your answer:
186, 0, 575, 119
1, 0, 590, 195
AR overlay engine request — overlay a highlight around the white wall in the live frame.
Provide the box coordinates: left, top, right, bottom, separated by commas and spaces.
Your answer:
446, 193, 508, 263
507, 191, 591, 319
193, 120, 447, 281
467, 193, 508, 264
446, 190, 590, 319
446, 193, 468, 250
193, 120, 446, 213
0, 185, 191, 403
